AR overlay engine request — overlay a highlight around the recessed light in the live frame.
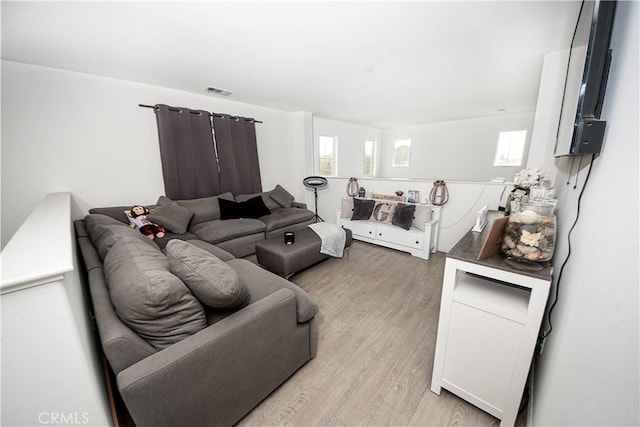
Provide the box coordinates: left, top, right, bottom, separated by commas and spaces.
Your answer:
206, 87, 233, 96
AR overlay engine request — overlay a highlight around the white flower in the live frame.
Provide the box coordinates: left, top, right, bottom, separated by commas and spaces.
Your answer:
514, 168, 551, 189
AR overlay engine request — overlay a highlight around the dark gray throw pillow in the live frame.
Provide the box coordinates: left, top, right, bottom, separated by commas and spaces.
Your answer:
392, 203, 416, 230
235, 191, 280, 211
351, 198, 375, 220
161, 193, 234, 225
165, 240, 248, 309
270, 184, 295, 208
148, 204, 193, 235
219, 196, 271, 220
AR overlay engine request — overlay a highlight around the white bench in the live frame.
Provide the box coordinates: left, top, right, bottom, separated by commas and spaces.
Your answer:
336, 200, 441, 260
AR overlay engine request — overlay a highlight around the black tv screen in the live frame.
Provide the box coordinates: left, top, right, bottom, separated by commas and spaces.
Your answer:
554, 0, 616, 157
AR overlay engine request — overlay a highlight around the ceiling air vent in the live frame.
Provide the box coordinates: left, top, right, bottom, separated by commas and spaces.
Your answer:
206, 86, 233, 96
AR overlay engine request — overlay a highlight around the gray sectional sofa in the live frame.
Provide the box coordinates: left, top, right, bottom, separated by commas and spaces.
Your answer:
75, 186, 319, 426
90, 185, 315, 257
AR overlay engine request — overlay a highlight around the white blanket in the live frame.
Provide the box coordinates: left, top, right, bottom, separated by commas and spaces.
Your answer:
308, 222, 346, 258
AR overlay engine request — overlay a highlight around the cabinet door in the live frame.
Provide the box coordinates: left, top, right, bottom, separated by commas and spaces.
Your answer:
442, 301, 524, 413
376, 226, 424, 249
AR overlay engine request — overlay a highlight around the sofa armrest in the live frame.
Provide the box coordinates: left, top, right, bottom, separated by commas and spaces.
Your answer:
117, 288, 310, 427
292, 201, 307, 209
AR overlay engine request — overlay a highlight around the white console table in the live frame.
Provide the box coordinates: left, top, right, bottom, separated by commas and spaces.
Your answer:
430, 212, 552, 426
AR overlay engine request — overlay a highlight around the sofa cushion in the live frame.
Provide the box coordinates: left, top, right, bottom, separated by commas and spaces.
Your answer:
226, 259, 319, 323
269, 185, 295, 208
104, 237, 207, 350
165, 240, 248, 310
182, 239, 236, 262
392, 203, 416, 230
89, 206, 135, 224
259, 207, 315, 232
148, 203, 194, 235
85, 214, 158, 259
190, 218, 266, 244
160, 193, 234, 226
235, 189, 281, 211
219, 196, 271, 220
351, 198, 375, 220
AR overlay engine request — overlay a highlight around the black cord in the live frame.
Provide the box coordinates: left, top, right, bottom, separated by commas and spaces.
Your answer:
573, 156, 583, 189
542, 154, 595, 339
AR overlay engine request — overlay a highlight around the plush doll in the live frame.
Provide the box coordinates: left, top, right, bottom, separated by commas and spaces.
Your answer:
128, 205, 165, 240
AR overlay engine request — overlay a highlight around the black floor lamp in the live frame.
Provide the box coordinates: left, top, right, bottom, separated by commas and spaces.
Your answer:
303, 176, 328, 223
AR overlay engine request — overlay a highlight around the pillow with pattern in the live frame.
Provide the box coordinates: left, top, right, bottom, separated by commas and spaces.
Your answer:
370, 202, 396, 223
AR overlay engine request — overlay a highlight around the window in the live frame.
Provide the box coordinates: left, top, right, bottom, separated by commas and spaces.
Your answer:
392, 139, 411, 167
318, 135, 337, 176
493, 130, 527, 166
364, 140, 375, 176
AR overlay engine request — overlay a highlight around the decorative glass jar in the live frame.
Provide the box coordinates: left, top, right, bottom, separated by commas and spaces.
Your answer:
502, 202, 556, 262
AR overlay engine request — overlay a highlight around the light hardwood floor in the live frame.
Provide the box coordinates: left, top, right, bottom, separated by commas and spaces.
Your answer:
239, 241, 527, 427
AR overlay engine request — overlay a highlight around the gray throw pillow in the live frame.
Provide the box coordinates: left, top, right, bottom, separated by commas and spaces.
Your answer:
351, 198, 375, 220
85, 214, 158, 259
88, 206, 133, 224
104, 237, 207, 350
162, 193, 234, 225
270, 185, 295, 208
165, 240, 248, 309
148, 204, 193, 235
392, 203, 416, 230
235, 191, 280, 211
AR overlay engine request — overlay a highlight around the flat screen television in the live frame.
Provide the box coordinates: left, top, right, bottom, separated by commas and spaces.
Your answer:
554, 0, 617, 157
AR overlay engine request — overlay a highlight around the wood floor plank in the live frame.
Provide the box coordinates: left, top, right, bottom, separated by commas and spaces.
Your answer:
237, 242, 523, 427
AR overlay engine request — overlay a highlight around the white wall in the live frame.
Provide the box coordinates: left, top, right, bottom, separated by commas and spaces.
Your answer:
312, 116, 382, 177
526, 50, 568, 183
310, 115, 523, 251
380, 113, 534, 181
1, 61, 306, 247
533, 1, 639, 425
1, 193, 111, 426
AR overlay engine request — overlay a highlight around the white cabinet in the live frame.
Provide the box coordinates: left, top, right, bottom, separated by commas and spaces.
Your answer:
336, 204, 441, 260
430, 213, 552, 426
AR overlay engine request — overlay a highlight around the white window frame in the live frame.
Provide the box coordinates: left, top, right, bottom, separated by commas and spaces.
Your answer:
493, 130, 527, 167
364, 140, 376, 177
318, 135, 338, 176
392, 139, 411, 167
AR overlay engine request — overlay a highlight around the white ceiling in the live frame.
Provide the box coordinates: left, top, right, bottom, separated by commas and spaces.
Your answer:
2, 1, 580, 128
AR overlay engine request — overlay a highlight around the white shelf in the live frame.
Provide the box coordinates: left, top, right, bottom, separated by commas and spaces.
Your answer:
453, 272, 530, 324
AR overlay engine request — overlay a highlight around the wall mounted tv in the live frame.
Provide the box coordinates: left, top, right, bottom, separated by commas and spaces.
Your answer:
554, 0, 617, 157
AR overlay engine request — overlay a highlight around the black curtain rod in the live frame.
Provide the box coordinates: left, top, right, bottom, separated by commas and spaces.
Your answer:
138, 104, 262, 123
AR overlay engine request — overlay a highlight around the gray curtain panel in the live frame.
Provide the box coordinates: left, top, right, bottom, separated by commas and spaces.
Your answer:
155, 104, 221, 199
213, 114, 262, 195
